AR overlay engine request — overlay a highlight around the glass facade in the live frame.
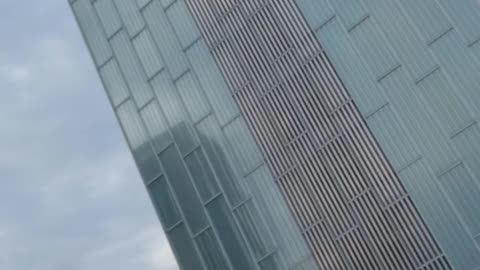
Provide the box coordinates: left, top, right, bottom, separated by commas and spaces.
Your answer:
71, 0, 316, 269
72, 0, 480, 269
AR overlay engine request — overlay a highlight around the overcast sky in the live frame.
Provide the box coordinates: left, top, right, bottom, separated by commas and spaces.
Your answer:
0, 1, 177, 269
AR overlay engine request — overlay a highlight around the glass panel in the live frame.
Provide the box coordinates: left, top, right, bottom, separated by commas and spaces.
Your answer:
400, 160, 480, 270
295, 0, 334, 30
196, 116, 246, 205
175, 71, 211, 123
110, 30, 154, 107
94, 0, 122, 38
148, 176, 181, 228
114, 0, 145, 36
168, 224, 205, 270
151, 71, 197, 155
436, 0, 480, 44
132, 29, 165, 79
195, 228, 231, 270
207, 196, 255, 270
185, 148, 220, 202
142, 0, 189, 79
136, 0, 151, 9
166, 0, 201, 48
186, 39, 240, 126
234, 200, 274, 259
98, 58, 130, 106
139, 101, 172, 153
72, 0, 112, 66
453, 124, 480, 184
159, 145, 208, 234
223, 117, 263, 175
116, 100, 161, 181
259, 253, 283, 270
439, 164, 480, 236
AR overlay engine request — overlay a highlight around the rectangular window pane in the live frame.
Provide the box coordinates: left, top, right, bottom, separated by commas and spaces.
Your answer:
94, 0, 122, 38
99, 58, 130, 106
166, 0, 201, 48
207, 196, 255, 270
72, 0, 112, 66
196, 116, 246, 205
116, 100, 161, 181
148, 176, 181, 228
142, 0, 189, 79
175, 71, 211, 123
151, 71, 197, 155
139, 100, 172, 154
110, 30, 154, 107
160, 145, 208, 234
185, 148, 220, 201
195, 228, 231, 270
168, 224, 205, 270
132, 29, 165, 78
114, 0, 145, 37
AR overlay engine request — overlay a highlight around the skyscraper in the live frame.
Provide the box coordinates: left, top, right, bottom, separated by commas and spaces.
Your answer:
71, 0, 480, 269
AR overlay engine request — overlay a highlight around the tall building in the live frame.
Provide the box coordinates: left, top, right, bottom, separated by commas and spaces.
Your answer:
71, 0, 480, 269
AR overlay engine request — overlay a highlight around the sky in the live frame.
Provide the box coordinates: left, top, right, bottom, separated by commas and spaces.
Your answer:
0, 1, 177, 269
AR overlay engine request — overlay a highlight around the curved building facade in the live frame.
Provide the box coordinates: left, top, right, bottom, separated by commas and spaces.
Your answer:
71, 0, 480, 269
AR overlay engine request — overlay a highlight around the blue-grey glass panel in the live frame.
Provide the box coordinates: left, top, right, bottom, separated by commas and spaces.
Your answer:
380, 68, 457, 173
315, 19, 387, 116
98, 58, 130, 106
295, 0, 334, 30
452, 124, 480, 182
139, 101, 172, 153
110, 30, 153, 107
132, 29, 165, 78
397, 0, 451, 44
439, 164, 480, 236
223, 117, 263, 175
246, 165, 311, 267
207, 196, 255, 270
166, 0, 201, 48
72, 0, 112, 66
196, 116, 246, 205
430, 30, 480, 118
148, 176, 181, 228
186, 39, 240, 126
234, 200, 274, 260
327, 0, 368, 30
168, 223, 205, 270
416, 68, 473, 136
161, 0, 175, 8
142, 0, 189, 79
195, 228, 231, 270
159, 145, 208, 234
400, 160, 480, 270
116, 100, 161, 181
185, 148, 220, 202
94, 0, 122, 38
113, 0, 145, 37
175, 71, 211, 123
347, 16, 398, 79
436, 0, 480, 45
151, 71, 197, 155
366, 104, 418, 171
361, 0, 436, 78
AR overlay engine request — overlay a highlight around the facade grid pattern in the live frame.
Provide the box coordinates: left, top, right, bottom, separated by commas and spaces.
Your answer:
70, 0, 317, 269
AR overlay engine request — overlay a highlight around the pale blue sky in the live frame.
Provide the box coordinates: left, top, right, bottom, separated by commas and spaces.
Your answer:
0, 1, 177, 269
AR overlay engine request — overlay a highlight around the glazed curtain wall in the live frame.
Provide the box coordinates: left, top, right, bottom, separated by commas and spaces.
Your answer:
297, 0, 480, 269
70, 0, 317, 269
185, 0, 453, 269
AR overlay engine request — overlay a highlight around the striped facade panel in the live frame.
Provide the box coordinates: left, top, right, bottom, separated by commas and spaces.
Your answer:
297, 0, 480, 269
71, 0, 316, 269
186, 0, 452, 269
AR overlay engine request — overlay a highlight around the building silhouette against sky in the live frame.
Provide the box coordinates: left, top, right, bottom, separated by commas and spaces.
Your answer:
71, 0, 480, 269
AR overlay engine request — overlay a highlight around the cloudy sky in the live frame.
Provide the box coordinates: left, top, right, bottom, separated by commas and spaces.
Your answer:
0, 1, 177, 269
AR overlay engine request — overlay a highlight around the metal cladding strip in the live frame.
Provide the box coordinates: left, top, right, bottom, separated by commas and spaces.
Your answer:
185, 0, 451, 269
